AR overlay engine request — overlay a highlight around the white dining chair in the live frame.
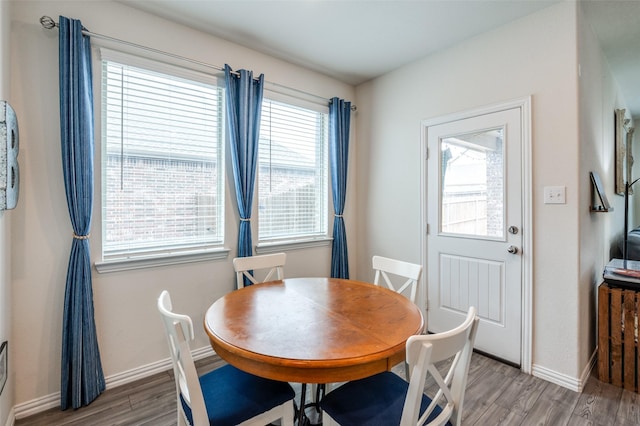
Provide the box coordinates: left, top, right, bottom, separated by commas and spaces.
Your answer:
372, 255, 423, 303
320, 306, 479, 426
157, 290, 295, 426
233, 252, 286, 289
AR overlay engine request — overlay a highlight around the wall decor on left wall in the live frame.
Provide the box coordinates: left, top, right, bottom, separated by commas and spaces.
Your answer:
0, 100, 19, 210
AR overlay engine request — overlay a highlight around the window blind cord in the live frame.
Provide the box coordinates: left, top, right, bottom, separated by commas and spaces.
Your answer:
40, 15, 357, 111
119, 66, 124, 191
268, 102, 272, 192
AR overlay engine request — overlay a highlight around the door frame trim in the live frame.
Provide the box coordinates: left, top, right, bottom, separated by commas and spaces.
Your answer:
420, 96, 532, 373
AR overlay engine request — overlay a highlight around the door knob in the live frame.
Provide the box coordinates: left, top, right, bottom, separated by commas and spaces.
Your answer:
507, 245, 519, 254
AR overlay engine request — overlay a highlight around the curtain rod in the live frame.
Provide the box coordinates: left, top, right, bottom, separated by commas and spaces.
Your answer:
39, 16, 356, 111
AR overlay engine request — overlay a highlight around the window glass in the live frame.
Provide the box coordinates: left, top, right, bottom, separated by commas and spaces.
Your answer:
101, 57, 225, 259
258, 99, 328, 242
440, 128, 504, 238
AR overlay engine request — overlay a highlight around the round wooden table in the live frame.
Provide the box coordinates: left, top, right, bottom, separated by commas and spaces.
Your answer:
204, 277, 424, 384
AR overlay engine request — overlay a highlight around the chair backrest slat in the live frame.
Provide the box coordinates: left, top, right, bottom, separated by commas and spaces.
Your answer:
233, 253, 287, 289
372, 255, 422, 303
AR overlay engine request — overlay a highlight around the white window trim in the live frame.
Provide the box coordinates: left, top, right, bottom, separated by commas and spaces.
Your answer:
262, 87, 330, 114
100, 48, 217, 86
97, 49, 227, 270
95, 247, 230, 273
255, 237, 332, 254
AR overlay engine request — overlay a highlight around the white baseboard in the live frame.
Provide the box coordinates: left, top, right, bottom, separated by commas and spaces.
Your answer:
13, 392, 59, 420
13, 346, 216, 420
531, 348, 597, 392
579, 348, 598, 391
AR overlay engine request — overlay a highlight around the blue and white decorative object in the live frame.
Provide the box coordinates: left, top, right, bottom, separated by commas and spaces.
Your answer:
0, 100, 19, 210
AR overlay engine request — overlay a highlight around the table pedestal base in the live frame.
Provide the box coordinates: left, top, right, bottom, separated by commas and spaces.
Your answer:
296, 383, 325, 426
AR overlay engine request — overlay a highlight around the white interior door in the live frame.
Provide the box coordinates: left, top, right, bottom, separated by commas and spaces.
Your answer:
426, 107, 523, 366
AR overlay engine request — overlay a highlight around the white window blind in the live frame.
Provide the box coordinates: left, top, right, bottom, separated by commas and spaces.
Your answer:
258, 99, 328, 242
101, 55, 225, 260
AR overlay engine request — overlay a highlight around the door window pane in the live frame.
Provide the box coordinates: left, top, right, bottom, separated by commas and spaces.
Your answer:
440, 128, 504, 238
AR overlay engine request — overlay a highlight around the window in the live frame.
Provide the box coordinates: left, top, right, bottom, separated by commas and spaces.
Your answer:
101, 52, 225, 263
258, 98, 329, 243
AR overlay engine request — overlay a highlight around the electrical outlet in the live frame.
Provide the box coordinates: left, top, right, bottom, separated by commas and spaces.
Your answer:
544, 186, 566, 204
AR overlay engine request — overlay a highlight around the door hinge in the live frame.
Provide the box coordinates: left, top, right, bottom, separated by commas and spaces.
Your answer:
426, 147, 429, 160
426, 300, 430, 311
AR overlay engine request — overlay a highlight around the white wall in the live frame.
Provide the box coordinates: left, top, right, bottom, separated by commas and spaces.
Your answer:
576, 1, 631, 382
0, 1, 13, 424
9, 0, 355, 411
355, 2, 600, 384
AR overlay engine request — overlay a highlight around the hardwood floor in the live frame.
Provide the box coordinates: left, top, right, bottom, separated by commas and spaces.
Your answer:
14, 353, 638, 426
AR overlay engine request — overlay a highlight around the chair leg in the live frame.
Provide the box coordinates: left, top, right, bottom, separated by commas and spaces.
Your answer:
282, 399, 295, 426
178, 410, 189, 426
322, 413, 338, 426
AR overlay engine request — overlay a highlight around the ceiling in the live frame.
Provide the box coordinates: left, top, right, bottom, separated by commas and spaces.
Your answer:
582, 1, 640, 119
121, 0, 640, 118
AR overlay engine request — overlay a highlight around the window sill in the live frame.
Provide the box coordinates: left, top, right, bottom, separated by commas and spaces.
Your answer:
255, 237, 332, 254
95, 248, 230, 273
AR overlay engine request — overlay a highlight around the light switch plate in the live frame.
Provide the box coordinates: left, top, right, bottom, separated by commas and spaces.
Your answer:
544, 186, 565, 204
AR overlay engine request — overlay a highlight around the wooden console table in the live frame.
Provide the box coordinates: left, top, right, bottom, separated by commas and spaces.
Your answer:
598, 283, 640, 392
